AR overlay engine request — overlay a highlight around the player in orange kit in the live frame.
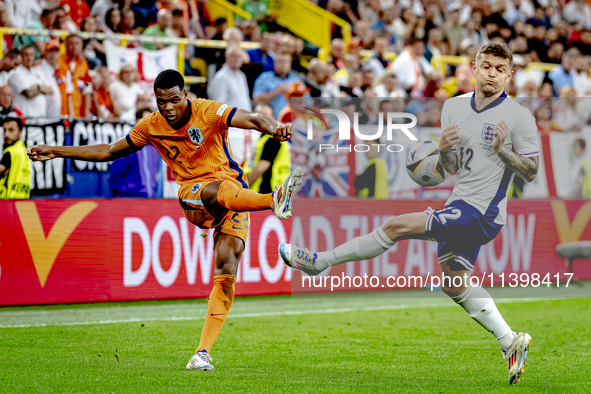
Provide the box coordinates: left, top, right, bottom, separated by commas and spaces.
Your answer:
28, 69, 303, 371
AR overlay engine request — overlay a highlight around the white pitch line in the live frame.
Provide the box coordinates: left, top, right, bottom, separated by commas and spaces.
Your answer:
0, 297, 561, 329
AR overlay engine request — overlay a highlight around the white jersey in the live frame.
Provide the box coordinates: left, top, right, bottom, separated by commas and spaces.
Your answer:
441, 92, 539, 225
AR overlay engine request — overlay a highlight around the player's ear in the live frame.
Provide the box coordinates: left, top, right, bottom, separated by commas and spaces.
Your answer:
183, 89, 187, 99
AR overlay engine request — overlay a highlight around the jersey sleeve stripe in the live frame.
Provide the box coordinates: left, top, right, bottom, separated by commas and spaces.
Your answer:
222, 133, 248, 188
520, 151, 539, 157
125, 134, 141, 150
226, 107, 237, 128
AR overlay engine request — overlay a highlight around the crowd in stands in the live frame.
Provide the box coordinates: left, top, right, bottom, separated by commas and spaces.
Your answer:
0, 0, 588, 128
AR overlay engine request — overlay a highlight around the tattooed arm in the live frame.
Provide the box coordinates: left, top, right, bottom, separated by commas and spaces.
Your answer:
438, 124, 460, 174
492, 120, 539, 182
497, 150, 539, 182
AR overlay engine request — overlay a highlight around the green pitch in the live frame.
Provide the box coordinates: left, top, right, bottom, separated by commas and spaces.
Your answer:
1, 292, 590, 393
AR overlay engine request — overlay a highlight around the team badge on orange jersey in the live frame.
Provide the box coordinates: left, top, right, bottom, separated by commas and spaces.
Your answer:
188, 127, 204, 148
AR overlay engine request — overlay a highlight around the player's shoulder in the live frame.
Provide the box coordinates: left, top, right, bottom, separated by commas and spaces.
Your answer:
504, 96, 535, 119
441, 93, 472, 110
136, 111, 163, 131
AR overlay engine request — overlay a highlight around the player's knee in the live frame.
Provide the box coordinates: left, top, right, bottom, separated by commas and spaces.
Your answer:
214, 236, 244, 276
382, 216, 410, 240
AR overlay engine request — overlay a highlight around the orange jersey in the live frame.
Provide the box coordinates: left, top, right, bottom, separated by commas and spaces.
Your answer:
126, 99, 248, 188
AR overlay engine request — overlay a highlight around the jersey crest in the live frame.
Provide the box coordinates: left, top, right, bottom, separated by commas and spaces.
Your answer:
482, 123, 495, 144
187, 127, 204, 148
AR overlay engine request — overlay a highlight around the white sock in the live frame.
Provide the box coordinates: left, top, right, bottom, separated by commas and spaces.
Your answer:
314, 226, 396, 271
452, 286, 514, 351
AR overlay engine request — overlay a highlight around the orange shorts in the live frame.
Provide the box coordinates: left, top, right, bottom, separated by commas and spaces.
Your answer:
178, 181, 249, 244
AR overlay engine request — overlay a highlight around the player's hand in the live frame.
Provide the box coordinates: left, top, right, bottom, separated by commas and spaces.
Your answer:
273, 124, 293, 142
492, 120, 509, 153
28, 145, 55, 161
439, 124, 460, 152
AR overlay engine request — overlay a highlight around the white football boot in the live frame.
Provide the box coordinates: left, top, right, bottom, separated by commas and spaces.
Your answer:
278, 244, 325, 276
272, 167, 303, 220
186, 350, 215, 371
503, 332, 532, 385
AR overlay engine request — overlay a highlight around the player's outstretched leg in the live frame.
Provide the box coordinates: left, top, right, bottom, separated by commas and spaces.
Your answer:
279, 212, 425, 275
213, 167, 303, 220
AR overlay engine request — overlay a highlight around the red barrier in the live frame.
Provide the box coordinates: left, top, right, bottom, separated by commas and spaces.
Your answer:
1, 199, 590, 305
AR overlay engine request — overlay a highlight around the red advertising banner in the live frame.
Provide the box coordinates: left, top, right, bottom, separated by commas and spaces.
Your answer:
1, 199, 591, 305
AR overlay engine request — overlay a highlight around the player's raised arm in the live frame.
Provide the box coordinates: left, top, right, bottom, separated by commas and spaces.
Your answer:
438, 124, 460, 175
27, 136, 138, 163
229, 108, 293, 142
492, 119, 539, 182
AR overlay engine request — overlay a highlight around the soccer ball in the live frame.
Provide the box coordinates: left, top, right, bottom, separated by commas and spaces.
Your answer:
406, 141, 447, 187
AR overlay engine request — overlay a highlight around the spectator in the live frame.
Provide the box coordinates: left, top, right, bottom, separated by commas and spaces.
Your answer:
237, 0, 276, 33
247, 32, 275, 73
110, 63, 143, 116
425, 27, 444, 62
366, 36, 390, 78
0, 84, 22, 116
0, 50, 22, 86
91, 0, 116, 21
142, 9, 174, 50
373, 70, 406, 97
119, 91, 152, 124
208, 45, 252, 111
10, 46, 53, 120
563, 0, 591, 30
328, 38, 346, 70
548, 48, 579, 94
57, 34, 92, 117
354, 139, 389, 199
570, 138, 591, 198
170, 8, 190, 38
245, 102, 291, 194
120, 7, 139, 36
444, 9, 465, 56
253, 53, 304, 119
104, 7, 122, 33
54, 5, 80, 33
4, 0, 42, 29
33, 39, 63, 122
81, 16, 107, 69
0, 116, 30, 199
391, 36, 434, 94
306, 59, 340, 98
60, 0, 90, 27
210, 17, 228, 40
89, 66, 119, 121
13, 8, 56, 58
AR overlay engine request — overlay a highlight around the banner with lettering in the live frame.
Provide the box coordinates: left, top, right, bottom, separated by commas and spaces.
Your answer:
1, 199, 590, 305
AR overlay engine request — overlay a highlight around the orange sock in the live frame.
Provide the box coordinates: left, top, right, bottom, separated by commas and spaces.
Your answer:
196, 274, 236, 354
217, 181, 273, 211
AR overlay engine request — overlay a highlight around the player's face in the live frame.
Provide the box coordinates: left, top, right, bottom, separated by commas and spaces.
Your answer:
155, 86, 188, 125
474, 54, 513, 96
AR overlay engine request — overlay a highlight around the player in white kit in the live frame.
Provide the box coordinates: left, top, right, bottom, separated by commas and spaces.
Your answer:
279, 43, 539, 385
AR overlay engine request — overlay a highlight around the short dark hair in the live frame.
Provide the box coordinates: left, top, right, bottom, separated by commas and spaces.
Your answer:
172, 8, 183, 17
153, 69, 185, 93
66, 33, 82, 42
3, 49, 21, 60
1, 116, 24, 130
41, 8, 55, 18
476, 42, 513, 67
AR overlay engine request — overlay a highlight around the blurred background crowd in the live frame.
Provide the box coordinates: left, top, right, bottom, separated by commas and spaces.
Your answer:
2, 0, 591, 200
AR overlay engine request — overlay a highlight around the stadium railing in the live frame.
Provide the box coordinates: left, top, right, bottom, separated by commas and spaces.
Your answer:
268, 0, 351, 62
0, 28, 562, 84
204, 0, 252, 28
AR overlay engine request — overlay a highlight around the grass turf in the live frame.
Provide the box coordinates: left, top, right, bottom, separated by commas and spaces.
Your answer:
0, 296, 590, 393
